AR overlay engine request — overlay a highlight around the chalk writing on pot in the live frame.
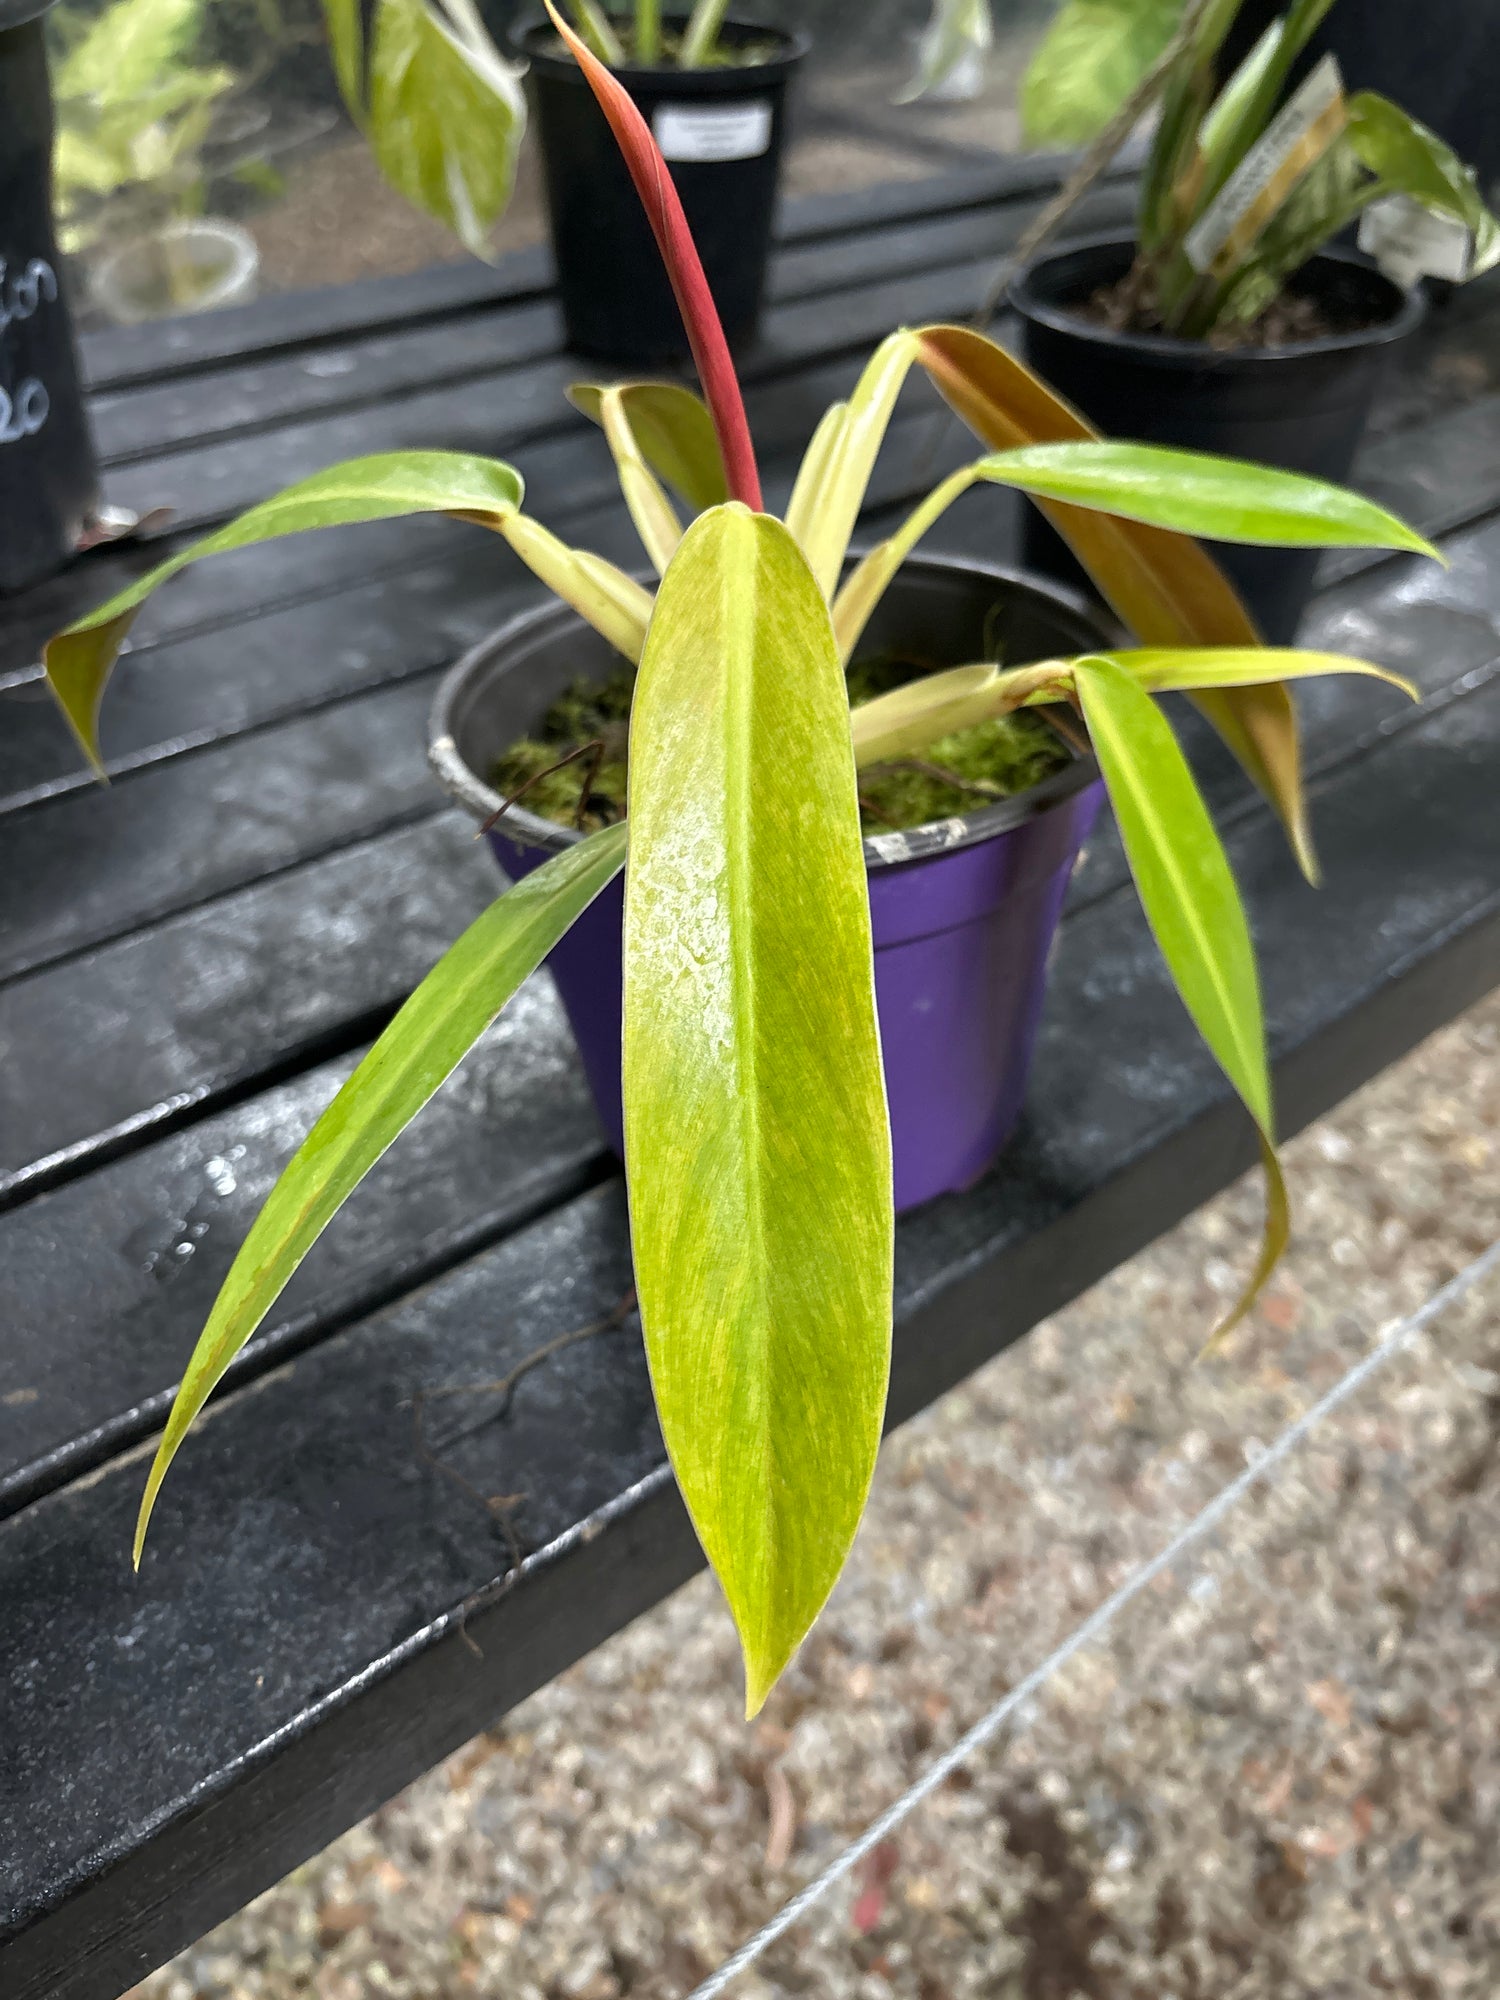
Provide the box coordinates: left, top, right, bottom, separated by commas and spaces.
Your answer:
0, 379, 50, 444
0, 256, 60, 334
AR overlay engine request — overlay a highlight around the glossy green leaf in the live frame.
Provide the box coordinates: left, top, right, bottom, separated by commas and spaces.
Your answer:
622, 505, 892, 1715
365, 0, 525, 259
1074, 656, 1288, 1330
969, 442, 1440, 556
832, 437, 1435, 662
1347, 92, 1500, 275
568, 381, 729, 515
45, 450, 525, 772
569, 0, 626, 65
1021, 0, 1183, 148
1104, 646, 1418, 700
133, 822, 628, 1565
782, 400, 849, 559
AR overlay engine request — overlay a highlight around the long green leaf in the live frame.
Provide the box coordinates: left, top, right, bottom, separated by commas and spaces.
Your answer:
969, 442, 1440, 556
847, 644, 1415, 767
1346, 92, 1500, 274
365, 0, 525, 259
832, 438, 1435, 662
45, 451, 525, 772
1074, 656, 1287, 1333
133, 822, 628, 1564
594, 387, 684, 575
623, 505, 892, 1715
567, 381, 729, 514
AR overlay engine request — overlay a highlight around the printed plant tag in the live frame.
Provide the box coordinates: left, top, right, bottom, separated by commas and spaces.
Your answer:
1184, 54, 1348, 280
1359, 194, 1475, 287
653, 100, 773, 164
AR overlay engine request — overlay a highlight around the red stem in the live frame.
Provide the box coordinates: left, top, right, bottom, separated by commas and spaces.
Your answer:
542, 1, 763, 512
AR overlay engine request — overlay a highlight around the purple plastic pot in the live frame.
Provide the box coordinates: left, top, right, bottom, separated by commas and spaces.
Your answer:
429, 558, 1109, 1213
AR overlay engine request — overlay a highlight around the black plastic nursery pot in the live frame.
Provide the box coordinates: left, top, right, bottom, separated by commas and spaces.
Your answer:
520, 15, 807, 363
1011, 234, 1424, 645
430, 558, 1111, 1215
0, 0, 100, 593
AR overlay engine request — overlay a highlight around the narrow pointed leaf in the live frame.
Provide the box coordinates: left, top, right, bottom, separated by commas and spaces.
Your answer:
494, 514, 655, 660
1104, 646, 1418, 699
45, 451, 525, 771
782, 400, 849, 558
623, 506, 892, 1715
911, 323, 1315, 877
1074, 656, 1287, 1321
591, 387, 684, 574
134, 822, 628, 1564
568, 380, 729, 513
798, 332, 920, 598
365, 0, 526, 259
970, 442, 1439, 557
543, 1, 762, 508
832, 463, 976, 661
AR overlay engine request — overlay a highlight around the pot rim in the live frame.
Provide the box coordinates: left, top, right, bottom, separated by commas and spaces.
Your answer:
1010, 231, 1425, 369
517, 14, 811, 80
428, 554, 1105, 874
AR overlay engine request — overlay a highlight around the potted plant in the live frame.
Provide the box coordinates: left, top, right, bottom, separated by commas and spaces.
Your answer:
321, 0, 805, 360
49, 0, 261, 322
44, 5, 1436, 1714
0, 0, 100, 591
910, 0, 1499, 641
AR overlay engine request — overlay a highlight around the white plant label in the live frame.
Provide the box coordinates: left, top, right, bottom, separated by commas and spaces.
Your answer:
1359, 194, 1474, 287
653, 100, 773, 164
1184, 54, 1348, 279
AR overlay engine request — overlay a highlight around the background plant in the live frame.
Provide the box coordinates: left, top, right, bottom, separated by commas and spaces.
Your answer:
914, 0, 1500, 336
48, 0, 238, 253
318, 0, 752, 261
44, 5, 1435, 1711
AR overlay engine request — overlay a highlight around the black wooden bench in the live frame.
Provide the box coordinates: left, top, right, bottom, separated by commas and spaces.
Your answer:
3, 160, 1499, 2000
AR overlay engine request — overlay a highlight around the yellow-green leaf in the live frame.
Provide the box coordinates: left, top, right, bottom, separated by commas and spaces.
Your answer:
1105, 646, 1417, 699
911, 323, 1315, 877
568, 380, 729, 514
44, 450, 525, 772
593, 386, 685, 575
133, 822, 628, 1565
970, 442, 1439, 557
1074, 655, 1287, 1327
494, 514, 655, 661
366, 0, 525, 260
1021, 0, 1184, 148
796, 332, 919, 598
1347, 92, 1500, 275
622, 506, 893, 1715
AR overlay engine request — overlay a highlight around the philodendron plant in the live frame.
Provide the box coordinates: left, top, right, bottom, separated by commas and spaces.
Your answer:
47, 6, 1436, 1712
912, 0, 1500, 336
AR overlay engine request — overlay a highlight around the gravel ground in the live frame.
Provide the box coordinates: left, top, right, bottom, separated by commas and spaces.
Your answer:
128, 986, 1500, 2000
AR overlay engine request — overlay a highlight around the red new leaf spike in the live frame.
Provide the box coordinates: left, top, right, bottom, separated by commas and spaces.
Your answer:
541, 0, 763, 512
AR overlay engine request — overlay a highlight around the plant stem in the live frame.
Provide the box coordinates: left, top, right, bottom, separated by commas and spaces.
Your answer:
679, 0, 729, 67
634, 0, 661, 63
568, 0, 626, 66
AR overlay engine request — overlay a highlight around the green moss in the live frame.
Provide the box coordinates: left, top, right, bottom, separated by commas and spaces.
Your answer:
489, 653, 1073, 838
